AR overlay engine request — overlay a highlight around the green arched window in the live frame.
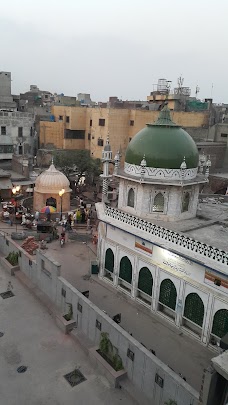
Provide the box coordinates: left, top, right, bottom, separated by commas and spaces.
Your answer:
153, 193, 164, 212
212, 309, 228, 338
159, 279, 177, 310
105, 248, 114, 273
127, 188, 135, 208
138, 267, 153, 296
119, 256, 132, 284
184, 293, 204, 327
182, 192, 190, 212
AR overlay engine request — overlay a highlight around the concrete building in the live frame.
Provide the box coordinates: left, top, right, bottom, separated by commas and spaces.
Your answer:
96, 106, 228, 348
0, 71, 17, 110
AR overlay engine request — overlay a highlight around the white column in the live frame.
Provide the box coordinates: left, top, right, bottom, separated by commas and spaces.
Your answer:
176, 279, 185, 328
131, 255, 138, 299
98, 238, 105, 278
152, 265, 160, 312
113, 245, 119, 287
201, 293, 214, 345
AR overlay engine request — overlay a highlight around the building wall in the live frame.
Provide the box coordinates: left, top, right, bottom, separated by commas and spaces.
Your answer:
0, 111, 34, 156
39, 106, 210, 163
33, 191, 70, 213
39, 121, 65, 149
98, 223, 228, 347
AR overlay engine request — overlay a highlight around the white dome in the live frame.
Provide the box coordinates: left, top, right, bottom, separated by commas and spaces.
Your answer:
34, 164, 71, 193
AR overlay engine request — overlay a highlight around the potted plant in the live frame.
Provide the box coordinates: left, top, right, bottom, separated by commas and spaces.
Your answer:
0, 251, 20, 275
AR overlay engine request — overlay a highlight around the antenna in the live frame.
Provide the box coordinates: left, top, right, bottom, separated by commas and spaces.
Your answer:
195, 85, 200, 97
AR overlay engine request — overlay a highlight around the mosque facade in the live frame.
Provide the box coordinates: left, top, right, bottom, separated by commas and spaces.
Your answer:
96, 106, 228, 347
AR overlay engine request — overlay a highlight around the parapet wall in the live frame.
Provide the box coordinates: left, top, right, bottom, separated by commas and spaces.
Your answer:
0, 232, 199, 405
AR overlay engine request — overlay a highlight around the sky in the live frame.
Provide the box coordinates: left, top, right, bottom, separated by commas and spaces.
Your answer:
0, 0, 228, 103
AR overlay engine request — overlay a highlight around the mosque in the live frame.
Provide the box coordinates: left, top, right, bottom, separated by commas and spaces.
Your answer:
96, 106, 228, 347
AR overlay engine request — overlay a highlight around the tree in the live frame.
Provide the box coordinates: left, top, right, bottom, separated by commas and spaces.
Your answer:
164, 400, 177, 405
53, 150, 101, 186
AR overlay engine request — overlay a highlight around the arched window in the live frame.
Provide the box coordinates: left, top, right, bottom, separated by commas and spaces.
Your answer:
119, 256, 132, 284
105, 248, 114, 273
212, 309, 228, 338
138, 267, 153, 296
127, 188, 135, 208
182, 192, 190, 212
159, 279, 177, 310
153, 193, 164, 212
184, 293, 204, 327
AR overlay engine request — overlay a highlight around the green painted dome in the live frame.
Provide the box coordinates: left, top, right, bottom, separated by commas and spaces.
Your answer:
125, 106, 199, 169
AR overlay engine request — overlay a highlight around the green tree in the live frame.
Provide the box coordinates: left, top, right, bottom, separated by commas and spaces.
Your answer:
53, 150, 101, 186
164, 400, 177, 405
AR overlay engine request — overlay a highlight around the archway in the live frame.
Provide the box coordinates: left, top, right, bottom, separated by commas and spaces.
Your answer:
46, 196, 57, 208
183, 293, 204, 335
158, 279, 177, 319
137, 267, 153, 304
182, 192, 190, 212
119, 256, 132, 292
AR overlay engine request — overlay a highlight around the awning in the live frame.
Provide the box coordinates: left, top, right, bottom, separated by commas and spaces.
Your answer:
12, 180, 35, 186
0, 179, 13, 190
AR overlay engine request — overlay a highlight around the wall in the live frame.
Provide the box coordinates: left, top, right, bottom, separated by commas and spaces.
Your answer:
39, 121, 64, 149
0, 232, 198, 405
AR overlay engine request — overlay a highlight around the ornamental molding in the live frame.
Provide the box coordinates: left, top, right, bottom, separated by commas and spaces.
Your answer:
124, 162, 198, 181
104, 205, 228, 267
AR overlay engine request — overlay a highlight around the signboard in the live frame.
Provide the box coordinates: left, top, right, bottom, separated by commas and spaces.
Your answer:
135, 237, 153, 255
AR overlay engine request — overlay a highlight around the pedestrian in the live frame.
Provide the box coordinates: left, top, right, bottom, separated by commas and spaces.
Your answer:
73, 211, 77, 225
47, 212, 51, 222
7, 281, 13, 291
35, 211, 39, 221
81, 208, 86, 223
87, 211, 91, 230
79, 197, 84, 207
76, 208, 81, 223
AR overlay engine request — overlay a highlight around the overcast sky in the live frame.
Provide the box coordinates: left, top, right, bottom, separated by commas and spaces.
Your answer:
0, 0, 227, 103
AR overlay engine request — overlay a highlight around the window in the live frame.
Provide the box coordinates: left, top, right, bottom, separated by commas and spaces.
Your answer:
184, 293, 204, 327
105, 249, 114, 273
127, 188, 135, 208
30, 127, 33, 136
129, 137, 132, 142
1, 126, 6, 135
90, 119, 92, 126
97, 138, 104, 146
18, 127, 23, 137
182, 192, 190, 212
45, 94, 48, 99
212, 309, 228, 338
18, 145, 23, 155
66, 116, 70, 123
138, 267, 153, 296
59, 115, 63, 121
88, 133, 91, 140
153, 193, 164, 212
64, 129, 85, 139
119, 256, 132, 284
0, 145, 13, 153
129, 120, 134, 126
99, 118, 105, 126
221, 133, 228, 138
159, 279, 177, 310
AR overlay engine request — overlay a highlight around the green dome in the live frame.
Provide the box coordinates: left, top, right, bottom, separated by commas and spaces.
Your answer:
125, 106, 199, 169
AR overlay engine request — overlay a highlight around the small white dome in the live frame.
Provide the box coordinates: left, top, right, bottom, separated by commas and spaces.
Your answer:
34, 164, 71, 193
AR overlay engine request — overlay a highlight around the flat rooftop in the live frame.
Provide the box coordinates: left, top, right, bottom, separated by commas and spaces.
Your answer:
0, 265, 135, 405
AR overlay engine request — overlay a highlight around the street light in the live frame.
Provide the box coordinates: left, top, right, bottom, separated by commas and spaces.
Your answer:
12, 185, 21, 231
59, 189, 65, 221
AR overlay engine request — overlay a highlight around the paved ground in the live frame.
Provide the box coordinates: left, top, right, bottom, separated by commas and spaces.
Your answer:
0, 265, 136, 405
0, 221, 215, 392
45, 235, 215, 392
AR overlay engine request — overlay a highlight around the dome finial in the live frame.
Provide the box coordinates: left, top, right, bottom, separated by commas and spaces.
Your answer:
153, 104, 177, 127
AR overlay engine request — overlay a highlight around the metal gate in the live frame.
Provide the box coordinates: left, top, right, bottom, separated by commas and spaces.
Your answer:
105, 248, 114, 273
119, 256, 132, 284
184, 293, 204, 327
138, 267, 153, 296
159, 279, 177, 310
212, 309, 228, 338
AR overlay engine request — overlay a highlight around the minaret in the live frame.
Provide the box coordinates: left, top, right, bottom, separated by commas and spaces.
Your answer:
114, 150, 120, 175
100, 134, 113, 203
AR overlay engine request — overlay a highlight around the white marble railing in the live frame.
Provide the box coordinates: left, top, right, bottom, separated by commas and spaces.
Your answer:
104, 206, 228, 266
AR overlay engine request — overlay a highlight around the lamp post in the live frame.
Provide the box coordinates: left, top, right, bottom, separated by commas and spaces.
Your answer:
12, 185, 21, 231
59, 189, 65, 221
